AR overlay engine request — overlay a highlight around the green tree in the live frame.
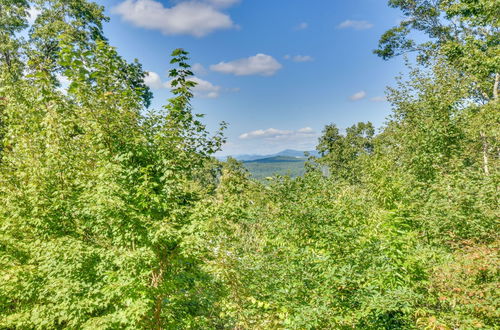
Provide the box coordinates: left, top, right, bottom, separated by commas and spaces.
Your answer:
375, 0, 499, 93
0, 1, 225, 326
316, 121, 375, 182
0, 0, 31, 160
0, 0, 29, 75
376, 0, 499, 175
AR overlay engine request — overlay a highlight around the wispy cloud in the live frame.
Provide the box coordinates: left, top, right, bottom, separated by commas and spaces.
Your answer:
192, 63, 208, 76
349, 90, 367, 101
338, 20, 374, 30
239, 127, 316, 140
210, 54, 282, 76
284, 55, 314, 62
370, 96, 386, 102
294, 22, 308, 30
204, 0, 241, 8
240, 128, 292, 140
112, 0, 238, 37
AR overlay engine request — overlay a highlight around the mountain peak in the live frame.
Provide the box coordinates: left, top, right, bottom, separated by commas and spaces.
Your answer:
219, 149, 319, 162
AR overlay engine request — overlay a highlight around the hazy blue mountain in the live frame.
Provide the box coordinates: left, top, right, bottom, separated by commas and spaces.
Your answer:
244, 156, 306, 163
232, 154, 267, 161
272, 149, 317, 158
219, 149, 319, 162
241, 155, 316, 180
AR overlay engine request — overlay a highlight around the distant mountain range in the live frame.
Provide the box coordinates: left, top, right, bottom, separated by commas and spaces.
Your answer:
216, 150, 320, 180
244, 156, 307, 163
242, 156, 308, 180
219, 149, 319, 162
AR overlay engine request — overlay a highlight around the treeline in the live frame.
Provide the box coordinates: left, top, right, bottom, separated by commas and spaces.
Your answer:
0, 0, 498, 329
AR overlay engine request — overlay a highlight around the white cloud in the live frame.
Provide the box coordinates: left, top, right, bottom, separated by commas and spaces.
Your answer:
349, 91, 367, 101
164, 76, 222, 98
112, 0, 237, 37
239, 127, 316, 140
285, 55, 314, 62
338, 20, 374, 30
294, 22, 308, 30
239, 128, 291, 139
145, 71, 228, 98
192, 63, 208, 76
210, 54, 282, 76
298, 127, 314, 133
189, 77, 222, 98
27, 7, 42, 25
370, 96, 387, 102
144, 71, 164, 89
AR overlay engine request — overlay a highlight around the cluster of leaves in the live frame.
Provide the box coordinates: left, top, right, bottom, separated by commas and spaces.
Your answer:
0, 0, 498, 329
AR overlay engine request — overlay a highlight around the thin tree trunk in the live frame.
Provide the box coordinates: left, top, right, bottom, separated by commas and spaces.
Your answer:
480, 131, 490, 175
494, 73, 499, 101
479, 73, 498, 176
151, 268, 164, 330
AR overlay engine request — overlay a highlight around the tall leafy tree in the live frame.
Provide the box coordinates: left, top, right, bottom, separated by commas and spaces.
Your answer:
375, 0, 499, 93
376, 0, 499, 175
0, 0, 31, 160
0, 0, 225, 327
0, 0, 29, 75
316, 122, 375, 182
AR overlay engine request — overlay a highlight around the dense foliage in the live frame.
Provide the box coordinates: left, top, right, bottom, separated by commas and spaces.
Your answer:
0, 0, 498, 328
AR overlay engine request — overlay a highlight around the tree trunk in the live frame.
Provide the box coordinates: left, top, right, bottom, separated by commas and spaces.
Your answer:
151, 268, 164, 330
478, 73, 498, 176
480, 131, 490, 176
493, 73, 499, 101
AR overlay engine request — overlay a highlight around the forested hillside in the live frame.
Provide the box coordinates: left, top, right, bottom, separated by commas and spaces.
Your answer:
243, 156, 307, 180
0, 0, 498, 329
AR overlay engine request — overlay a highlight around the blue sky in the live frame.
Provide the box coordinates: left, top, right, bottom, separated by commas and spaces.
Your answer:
97, 0, 406, 155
